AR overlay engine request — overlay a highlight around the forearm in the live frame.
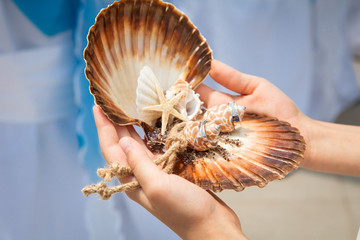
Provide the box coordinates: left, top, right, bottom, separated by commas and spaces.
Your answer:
302, 117, 360, 176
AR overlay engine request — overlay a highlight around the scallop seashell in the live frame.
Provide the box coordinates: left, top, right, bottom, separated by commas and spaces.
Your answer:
174, 114, 305, 192
84, 0, 212, 132
84, 0, 306, 193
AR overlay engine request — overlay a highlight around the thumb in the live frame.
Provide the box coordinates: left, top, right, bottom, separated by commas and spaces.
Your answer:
119, 137, 163, 187
210, 59, 264, 95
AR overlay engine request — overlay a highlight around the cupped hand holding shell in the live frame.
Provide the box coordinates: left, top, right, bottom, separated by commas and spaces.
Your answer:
197, 59, 311, 165
197, 60, 301, 124
88, 60, 308, 239
92, 105, 246, 240
82, 0, 306, 195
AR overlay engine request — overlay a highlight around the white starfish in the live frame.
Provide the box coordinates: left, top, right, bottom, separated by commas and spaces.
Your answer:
142, 82, 188, 135
136, 66, 188, 135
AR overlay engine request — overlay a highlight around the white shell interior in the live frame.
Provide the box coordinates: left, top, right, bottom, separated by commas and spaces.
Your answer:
85, 0, 212, 127
136, 66, 202, 126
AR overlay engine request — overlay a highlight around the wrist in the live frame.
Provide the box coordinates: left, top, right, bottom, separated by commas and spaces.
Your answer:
288, 112, 315, 170
298, 118, 334, 173
182, 205, 246, 240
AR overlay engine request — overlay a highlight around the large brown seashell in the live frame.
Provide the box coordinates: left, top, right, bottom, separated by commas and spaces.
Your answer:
84, 0, 212, 128
84, 0, 306, 193
174, 114, 305, 192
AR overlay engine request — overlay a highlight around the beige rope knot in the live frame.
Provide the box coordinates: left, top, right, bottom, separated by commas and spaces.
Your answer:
82, 181, 140, 200
97, 162, 132, 182
82, 182, 111, 200
82, 122, 189, 200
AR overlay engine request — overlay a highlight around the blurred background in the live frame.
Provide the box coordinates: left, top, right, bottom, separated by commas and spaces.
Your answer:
1, 0, 359, 240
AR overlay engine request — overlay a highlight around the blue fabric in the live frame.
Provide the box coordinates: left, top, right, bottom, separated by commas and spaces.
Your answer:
74, 0, 113, 181
12, 0, 79, 36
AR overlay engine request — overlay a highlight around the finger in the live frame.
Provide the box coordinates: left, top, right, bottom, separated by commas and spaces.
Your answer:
96, 123, 137, 187
210, 59, 264, 95
233, 95, 258, 114
115, 124, 146, 148
114, 123, 155, 161
195, 83, 234, 108
93, 105, 132, 168
93, 105, 119, 150
115, 124, 154, 157
127, 126, 146, 147
127, 126, 156, 159
94, 106, 152, 204
114, 124, 147, 151
119, 137, 164, 190
115, 124, 131, 139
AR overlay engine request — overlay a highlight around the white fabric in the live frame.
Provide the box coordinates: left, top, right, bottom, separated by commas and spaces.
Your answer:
0, 117, 88, 240
0, 3, 89, 234
85, 190, 179, 240
0, 2, 90, 239
169, 0, 360, 121
0, 41, 77, 123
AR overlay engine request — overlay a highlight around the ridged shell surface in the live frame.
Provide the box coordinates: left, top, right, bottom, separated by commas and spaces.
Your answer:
174, 114, 305, 192
84, 0, 212, 126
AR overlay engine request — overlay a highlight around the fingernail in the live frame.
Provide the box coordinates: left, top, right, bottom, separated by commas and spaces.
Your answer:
119, 137, 132, 154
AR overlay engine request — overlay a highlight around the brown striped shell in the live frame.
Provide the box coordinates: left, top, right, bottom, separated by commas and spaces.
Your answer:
84, 0, 306, 193
84, 0, 212, 128
174, 114, 305, 192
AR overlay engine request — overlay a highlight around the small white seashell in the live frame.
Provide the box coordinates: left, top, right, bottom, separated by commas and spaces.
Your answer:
165, 79, 202, 121
136, 66, 163, 125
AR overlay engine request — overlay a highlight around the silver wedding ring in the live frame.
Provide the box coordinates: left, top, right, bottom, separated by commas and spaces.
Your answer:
228, 101, 240, 122
199, 120, 208, 139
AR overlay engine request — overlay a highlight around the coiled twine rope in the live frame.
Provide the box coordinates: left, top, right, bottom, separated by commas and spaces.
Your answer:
82, 122, 188, 200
